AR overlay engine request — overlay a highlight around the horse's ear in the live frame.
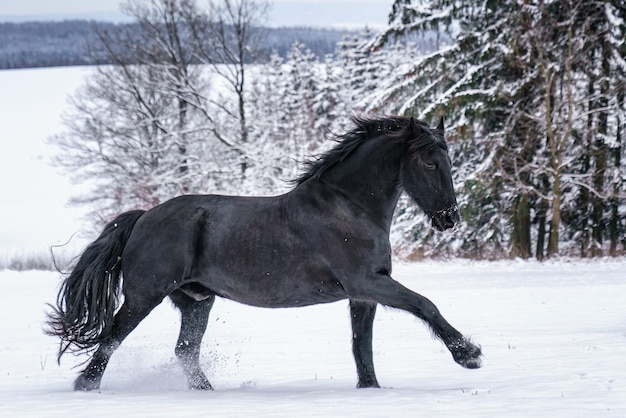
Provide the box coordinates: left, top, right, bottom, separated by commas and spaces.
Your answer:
437, 116, 445, 132
410, 116, 418, 135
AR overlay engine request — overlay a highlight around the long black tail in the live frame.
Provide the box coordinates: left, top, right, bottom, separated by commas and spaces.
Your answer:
45, 210, 145, 361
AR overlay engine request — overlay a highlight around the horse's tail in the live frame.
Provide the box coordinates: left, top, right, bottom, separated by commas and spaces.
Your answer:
45, 210, 146, 361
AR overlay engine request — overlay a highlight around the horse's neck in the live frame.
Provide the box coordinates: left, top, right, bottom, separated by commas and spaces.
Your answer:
309, 138, 404, 230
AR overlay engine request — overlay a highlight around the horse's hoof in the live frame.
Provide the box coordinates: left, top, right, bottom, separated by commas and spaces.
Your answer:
450, 338, 483, 369
357, 379, 381, 389
188, 374, 214, 391
74, 375, 101, 391
190, 382, 214, 391
458, 356, 483, 369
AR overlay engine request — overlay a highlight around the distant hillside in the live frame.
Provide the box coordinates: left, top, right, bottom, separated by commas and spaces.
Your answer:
0, 20, 355, 69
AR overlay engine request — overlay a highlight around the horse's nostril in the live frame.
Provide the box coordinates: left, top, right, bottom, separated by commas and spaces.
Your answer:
443, 214, 455, 228
448, 206, 461, 224
440, 206, 460, 230
431, 213, 455, 231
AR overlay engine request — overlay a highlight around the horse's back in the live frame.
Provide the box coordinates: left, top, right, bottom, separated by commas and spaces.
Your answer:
121, 193, 268, 272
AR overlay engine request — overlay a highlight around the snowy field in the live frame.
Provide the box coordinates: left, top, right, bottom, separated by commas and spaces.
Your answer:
0, 67, 92, 256
0, 259, 625, 417
1, 65, 625, 417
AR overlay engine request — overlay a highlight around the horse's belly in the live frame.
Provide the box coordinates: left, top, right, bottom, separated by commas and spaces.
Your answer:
204, 270, 347, 308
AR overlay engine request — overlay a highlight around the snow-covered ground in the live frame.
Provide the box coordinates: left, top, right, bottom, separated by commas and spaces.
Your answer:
1, 259, 624, 417
1, 64, 625, 417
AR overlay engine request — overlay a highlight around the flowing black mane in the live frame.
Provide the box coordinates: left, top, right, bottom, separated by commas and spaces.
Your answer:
295, 115, 446, 185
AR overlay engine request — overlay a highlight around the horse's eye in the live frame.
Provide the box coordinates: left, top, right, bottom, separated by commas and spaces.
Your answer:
424, 162, 436, 171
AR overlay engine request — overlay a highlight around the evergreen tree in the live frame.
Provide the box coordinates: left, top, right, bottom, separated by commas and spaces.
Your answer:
371, 0, 515, 258
246, 53, 296, 192
375, 0, 626, 258
562, 0, 626, 257
247, 43, 332, 190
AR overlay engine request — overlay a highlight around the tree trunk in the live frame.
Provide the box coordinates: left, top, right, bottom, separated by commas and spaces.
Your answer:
579, 185, 590, 258
511, 193, 531, 258
535, 198, 547, 261
609, 46, 625, 255
609, 111, 623, 256
591, 41, 611, 257
547, 175, 561, 257
591, 141, 607, 256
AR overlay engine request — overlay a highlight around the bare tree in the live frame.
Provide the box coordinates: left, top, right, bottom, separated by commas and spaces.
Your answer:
182, 0, 269, 176
50, 0, 224, 226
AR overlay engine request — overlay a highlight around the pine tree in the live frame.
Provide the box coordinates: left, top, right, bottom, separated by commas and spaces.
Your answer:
246, 53, 296, 192
246, 43, 333, 190
567, 0, 626, 256
372, 0, 517, 258
373, 0, 626, 258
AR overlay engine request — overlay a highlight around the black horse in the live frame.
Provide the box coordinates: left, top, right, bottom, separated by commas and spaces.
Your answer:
47, 115, 482, 391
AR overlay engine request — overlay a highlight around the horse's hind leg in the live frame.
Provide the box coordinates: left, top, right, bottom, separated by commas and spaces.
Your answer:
74, 293, 165, 391
169, 289, 215, 390
349, 300, 380, 388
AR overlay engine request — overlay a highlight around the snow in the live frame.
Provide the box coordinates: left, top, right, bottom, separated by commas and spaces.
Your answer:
0, 62, 625, 417
0, 67, 92, 255
1, 259, 625, 417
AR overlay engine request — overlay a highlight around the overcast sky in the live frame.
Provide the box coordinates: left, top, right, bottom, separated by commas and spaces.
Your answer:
0, 0, 392, 28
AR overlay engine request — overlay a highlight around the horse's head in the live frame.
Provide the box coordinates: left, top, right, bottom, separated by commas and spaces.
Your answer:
400, 117, 460, 231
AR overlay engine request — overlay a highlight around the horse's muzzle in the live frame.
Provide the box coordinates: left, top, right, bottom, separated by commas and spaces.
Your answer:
431, 205, 461, 231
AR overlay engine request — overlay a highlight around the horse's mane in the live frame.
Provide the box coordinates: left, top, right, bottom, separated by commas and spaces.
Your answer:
295, 115, 443, 185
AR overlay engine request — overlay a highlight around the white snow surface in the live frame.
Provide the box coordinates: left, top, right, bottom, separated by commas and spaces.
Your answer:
1, 259, 625, 417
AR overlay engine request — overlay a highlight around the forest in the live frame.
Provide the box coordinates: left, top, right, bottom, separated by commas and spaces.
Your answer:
46, 0, 625, 260
0, 20, 352, 69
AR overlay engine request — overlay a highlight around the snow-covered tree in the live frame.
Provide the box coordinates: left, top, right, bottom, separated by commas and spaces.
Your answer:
50, 0, 213, 225
183, 0, 269, 178
561, 0, 626, 257
245, 54, 296, 192
246, 41, 356, 192
371, 0, 626, 259
365, 0, 514, 258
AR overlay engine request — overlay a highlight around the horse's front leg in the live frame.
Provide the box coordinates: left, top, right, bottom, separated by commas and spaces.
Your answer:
348, 273, 483, 370
349, 300, 380, 388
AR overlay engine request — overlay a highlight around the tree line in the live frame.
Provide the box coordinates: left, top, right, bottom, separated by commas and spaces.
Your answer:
0, 19, 351, 69
50, 0, 625, 259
